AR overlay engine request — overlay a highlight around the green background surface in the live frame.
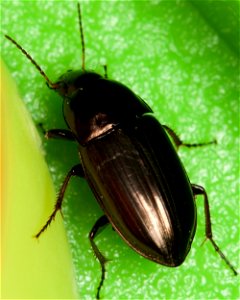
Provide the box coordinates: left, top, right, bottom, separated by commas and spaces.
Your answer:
1, 0, 239, 299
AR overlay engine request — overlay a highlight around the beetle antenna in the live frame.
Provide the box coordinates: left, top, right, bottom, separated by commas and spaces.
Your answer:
4, 34, 55, 87
77, 2, 85, 71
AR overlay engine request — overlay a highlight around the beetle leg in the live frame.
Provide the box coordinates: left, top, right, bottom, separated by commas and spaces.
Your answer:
35, 164, 84, 238
39, 123, 76, 141
163, 125, 217, 149
45, 129, 75, 140
192, 184, 238, 275
89, 215, 110, 299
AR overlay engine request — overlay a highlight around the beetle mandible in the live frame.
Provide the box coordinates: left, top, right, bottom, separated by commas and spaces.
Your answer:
5, 2, 238, 299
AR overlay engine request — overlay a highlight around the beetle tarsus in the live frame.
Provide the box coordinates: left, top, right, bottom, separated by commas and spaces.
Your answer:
208, 238, 238, 276
35, 164, 84, 238
89, 215, 110, 299
192, 184, 238, 276
35, 207, 59, 239
179, 140, 217, 148
163, 125, 217, 149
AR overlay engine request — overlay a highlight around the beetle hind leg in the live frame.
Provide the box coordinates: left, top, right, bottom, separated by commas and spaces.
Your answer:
192, 184, 238, 276
163, 125, 217, 149
89, 215, 110, 299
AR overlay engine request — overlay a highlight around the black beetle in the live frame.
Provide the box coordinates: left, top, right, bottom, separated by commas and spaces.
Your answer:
5, 2, 237, 299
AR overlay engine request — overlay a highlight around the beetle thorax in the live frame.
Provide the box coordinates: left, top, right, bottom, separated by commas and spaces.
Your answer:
63, 96, 118, 145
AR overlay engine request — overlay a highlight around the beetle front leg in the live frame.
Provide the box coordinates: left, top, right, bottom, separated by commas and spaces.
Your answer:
163, 125, 216, 149
35, 164, 84, 238
89, 215, 110, 299
45, 128, 76, 141
39, 123, 76, 141
192, 184, 238, 276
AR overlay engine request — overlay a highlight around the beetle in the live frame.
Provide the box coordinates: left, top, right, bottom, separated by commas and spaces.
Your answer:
5, 2, 237, 299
